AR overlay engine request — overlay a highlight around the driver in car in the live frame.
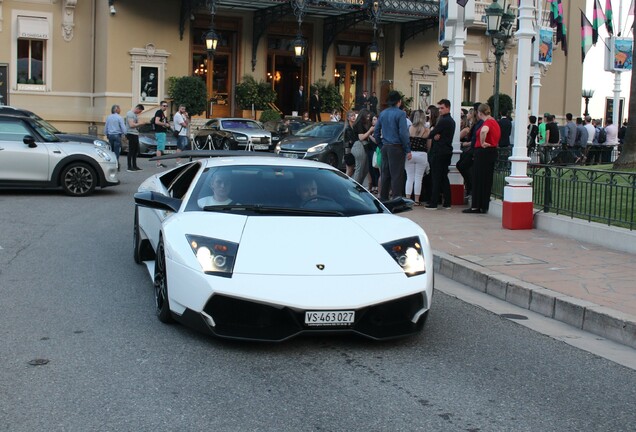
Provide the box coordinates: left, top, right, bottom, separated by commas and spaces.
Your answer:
198, 171, 233, 207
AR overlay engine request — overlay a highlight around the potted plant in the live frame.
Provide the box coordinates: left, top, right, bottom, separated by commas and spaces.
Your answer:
167, 76, 208, 116
235, 75, 277, 119
310, 79, 343, 121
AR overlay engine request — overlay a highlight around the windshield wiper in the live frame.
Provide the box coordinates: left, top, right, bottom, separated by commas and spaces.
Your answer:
203, 204, 344, 216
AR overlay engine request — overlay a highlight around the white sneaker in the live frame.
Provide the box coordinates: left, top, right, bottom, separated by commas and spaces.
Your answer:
109, 5, 116, 15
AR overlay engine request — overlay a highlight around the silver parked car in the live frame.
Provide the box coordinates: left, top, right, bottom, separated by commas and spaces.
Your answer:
121, 123, 182, 156
0, 114, 119, 196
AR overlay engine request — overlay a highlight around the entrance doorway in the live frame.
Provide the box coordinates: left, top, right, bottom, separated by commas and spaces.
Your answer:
267, 54, 304, 116
335, 62, 366, 112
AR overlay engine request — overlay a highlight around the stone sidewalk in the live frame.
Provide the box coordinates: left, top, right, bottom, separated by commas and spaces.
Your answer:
403, 203, 636, 349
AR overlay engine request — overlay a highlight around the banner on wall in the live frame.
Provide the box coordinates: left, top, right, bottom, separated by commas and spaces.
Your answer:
439, 0, 448, 45
537, 27, 554, 65
610, 37, 633, 71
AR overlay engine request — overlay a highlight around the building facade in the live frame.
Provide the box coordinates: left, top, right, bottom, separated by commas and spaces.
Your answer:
0, 0, 584, 132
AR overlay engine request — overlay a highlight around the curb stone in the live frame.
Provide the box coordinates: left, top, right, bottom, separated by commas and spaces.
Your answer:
433, 251, 636, 350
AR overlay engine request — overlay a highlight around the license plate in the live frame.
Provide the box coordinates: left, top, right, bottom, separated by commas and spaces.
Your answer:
305, 311, 355, 326
253, 144, 269, 150
163, 150, 176, 154
282, 152, 299, 159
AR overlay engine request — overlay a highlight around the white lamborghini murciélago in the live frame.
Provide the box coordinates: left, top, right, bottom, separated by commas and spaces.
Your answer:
134, 151, 434, 341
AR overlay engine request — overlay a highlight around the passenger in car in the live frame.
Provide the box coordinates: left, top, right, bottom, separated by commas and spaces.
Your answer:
198, 171, 233, 208
296, 178, 318, 203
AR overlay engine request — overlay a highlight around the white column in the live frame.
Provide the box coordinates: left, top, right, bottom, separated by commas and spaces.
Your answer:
612, 70, 621, 126
452, 26, 466, 150
531, 65, 541, 118
502, 0, 534, 229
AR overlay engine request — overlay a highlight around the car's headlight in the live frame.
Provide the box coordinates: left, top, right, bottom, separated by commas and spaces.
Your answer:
95, 148, 112, 162
186, 235, 238, 278
382, 236, 426, 277
94, 139, 110, 150
307, 143, 328, 153
233, 134, 248, 142
272, 136, 280, 141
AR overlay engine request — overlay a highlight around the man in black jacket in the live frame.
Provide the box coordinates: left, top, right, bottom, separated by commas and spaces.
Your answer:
498, 110, 512, 147
309, 89, 321, 122
425, 99, 455, 210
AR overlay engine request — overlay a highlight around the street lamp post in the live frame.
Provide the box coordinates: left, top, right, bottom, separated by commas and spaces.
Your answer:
437, 47, 449, 75
485, 0, 515, 119
582, 89, 595, 117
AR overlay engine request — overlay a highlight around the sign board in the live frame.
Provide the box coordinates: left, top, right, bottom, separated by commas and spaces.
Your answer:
604, 97, 625, 123
439, 0, 449, 45
610, 37, 633, 72
536, 27, 554, 66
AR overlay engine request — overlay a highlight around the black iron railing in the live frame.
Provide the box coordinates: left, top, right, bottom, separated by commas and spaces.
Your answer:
492, 146, 635, 230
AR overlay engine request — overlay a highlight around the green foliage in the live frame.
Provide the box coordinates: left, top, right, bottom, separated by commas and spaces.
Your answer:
167, 76, 207, 116
310, 79, 343, 112
396, 90, 413, 112
235, 75, 277, 110
486, 93, 514, 117
259, 109, 282, 123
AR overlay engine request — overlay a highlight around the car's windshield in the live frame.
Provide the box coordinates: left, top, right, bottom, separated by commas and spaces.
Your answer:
31, 116, 61, 135
221, 120, 262, 130
295, 123, 342, 138
185, 165, 384, 216
31, 119, 61, 141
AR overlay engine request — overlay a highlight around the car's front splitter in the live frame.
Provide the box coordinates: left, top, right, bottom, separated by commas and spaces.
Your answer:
176, 292, 428, 342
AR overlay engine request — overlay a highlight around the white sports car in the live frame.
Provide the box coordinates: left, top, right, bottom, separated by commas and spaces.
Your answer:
133, 151, 434, 341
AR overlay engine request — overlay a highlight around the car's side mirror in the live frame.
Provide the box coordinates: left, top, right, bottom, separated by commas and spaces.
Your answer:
134, 191, 182, 213
382, 197, 414, 214
23, 135, 37, 148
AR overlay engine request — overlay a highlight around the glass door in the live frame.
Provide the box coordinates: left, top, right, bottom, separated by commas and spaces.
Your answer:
335, 62, 366, 112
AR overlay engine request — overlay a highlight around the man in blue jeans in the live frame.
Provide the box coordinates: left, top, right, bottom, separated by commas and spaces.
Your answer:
373, 91, 411, 201
104, 104, 126, 171
153, 101, 170, 168
173, 104, 189, 165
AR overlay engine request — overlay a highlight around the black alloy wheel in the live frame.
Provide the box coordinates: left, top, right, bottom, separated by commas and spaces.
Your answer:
154, 238, 174, 323
61, 162, 97, 196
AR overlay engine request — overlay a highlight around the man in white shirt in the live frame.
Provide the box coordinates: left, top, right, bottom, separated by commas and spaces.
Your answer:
603, 118, 619, 163
173, 104, 189, 165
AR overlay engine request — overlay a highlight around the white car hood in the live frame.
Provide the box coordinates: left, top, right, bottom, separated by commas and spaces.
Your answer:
234, 214, 422, 276
166, 212, 428, 277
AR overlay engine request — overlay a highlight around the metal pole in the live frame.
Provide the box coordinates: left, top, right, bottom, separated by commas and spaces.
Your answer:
493, 42, 501, 119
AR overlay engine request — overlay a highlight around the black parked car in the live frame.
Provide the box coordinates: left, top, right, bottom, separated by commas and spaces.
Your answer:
0, 105, 111, 150
275, 122, 345, 170
263, 119, 313, 143
193, 118, 275, 151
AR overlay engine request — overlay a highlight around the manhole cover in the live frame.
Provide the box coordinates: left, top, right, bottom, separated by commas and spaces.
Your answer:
500, 314, 528, 320
28, 358, 50, 366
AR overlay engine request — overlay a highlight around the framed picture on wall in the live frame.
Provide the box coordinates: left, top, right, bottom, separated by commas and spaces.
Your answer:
0, 64, 8, 106
415, 82, 433, 112
140, 65, 159, 104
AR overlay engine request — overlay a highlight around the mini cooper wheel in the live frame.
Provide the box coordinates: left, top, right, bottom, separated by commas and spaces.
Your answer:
61, 163, 97, 197
154, 238, 174, 323
133, 206, 154, 264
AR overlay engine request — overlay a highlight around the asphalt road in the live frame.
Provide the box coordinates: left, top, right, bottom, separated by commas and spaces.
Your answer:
1, 167, 636, 432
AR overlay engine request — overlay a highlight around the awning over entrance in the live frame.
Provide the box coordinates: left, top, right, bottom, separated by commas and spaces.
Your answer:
464, 52, 484, 73
17, 16, 49, 39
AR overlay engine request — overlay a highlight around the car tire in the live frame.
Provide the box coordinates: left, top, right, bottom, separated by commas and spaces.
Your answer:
133, 206, 154, 264
326, 152, 339, 168
61, 162, 97, 197
222, 139, 236, 151
154, 237, 174, 324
